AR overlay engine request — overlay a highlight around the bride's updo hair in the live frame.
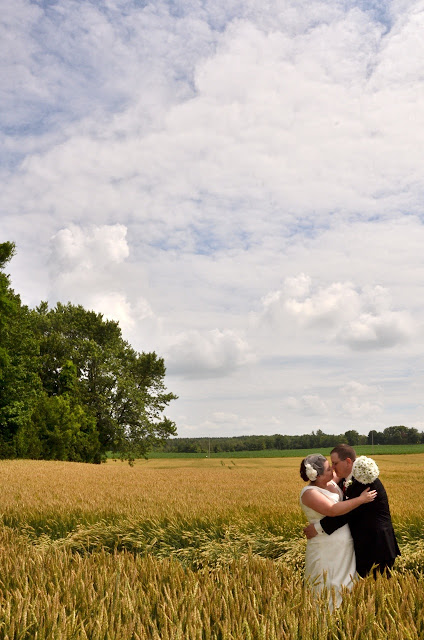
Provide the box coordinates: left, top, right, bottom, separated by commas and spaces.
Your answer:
300, 454, 327, 482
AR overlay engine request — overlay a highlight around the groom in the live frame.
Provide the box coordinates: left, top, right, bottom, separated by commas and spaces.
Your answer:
303, 443, 400, 577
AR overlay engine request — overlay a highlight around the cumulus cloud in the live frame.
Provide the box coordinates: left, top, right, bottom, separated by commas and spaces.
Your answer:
285, 281, 360, 328
177, 413, 254, 436
4, 0, 424, 245
89, 292, 154, 333
263, 275, 414, 351
283, 395, 329, 417
4, 0, 424, 436
48, 224, 131, 302
283, 273, 312, 299
51, 224, 129, 269
165, 328, 253, 377
339, 381, 384, 419
211, 412, 241, 424
342, 310, 413, 350
340, 381, 382, 397
47, 223, 155, 339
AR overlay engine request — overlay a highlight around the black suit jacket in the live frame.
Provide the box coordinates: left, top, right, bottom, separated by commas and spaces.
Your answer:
319, 478, 400, 577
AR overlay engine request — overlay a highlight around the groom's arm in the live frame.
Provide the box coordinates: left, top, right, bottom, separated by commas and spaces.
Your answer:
319, 482, 383, 535
304, 513, 349, 538
319, 513, 349, 535
318, 481, 366, 534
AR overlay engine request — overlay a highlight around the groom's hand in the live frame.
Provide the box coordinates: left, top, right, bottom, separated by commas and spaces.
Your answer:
303, 523, 318, 539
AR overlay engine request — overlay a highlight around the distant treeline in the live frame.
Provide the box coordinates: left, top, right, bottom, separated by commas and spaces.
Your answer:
0, 242, 177, 463
161, 425, 424, 454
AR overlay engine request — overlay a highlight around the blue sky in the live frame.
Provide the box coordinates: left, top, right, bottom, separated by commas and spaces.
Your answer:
2, 0, 424, 438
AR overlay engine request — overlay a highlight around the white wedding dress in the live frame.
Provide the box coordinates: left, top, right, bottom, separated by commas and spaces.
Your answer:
300, 483, 356, 607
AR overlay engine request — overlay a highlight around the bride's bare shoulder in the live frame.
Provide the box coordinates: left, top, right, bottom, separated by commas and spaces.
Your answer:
325, 480, 340, 494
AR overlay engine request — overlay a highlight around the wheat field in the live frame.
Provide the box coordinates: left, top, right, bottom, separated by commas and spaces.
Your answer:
0, 455, 422, 639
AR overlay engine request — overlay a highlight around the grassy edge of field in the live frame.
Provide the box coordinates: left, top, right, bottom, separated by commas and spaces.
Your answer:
140, 444, 424, 459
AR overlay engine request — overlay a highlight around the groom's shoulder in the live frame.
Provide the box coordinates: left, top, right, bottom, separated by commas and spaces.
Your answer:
372, 477, 388, 494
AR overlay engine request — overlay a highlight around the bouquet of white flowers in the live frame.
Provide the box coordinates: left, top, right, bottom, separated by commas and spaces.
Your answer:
352, 456, 379, 484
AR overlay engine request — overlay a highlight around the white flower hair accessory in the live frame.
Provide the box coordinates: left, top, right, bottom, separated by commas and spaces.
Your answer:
352, 456, 379, 484
305, 463, 318, 481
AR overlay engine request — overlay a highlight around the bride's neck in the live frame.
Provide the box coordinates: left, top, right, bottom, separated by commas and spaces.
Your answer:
310, 477, 328, 489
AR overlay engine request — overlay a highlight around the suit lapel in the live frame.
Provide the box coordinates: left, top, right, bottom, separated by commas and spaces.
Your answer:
345, 479, 360, 498
338, 478, 350, 500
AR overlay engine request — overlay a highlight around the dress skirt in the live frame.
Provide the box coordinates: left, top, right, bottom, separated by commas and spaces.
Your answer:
305, 522, 355, 607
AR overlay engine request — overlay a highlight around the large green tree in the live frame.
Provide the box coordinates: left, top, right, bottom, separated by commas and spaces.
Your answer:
0, 242, 177, 462
34, 302, 177, 459
0, 242, 41, 457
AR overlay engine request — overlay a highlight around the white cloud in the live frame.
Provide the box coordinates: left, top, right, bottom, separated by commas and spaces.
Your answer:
285, 281, 360, 328
340, 381, 382, 397
4, 0, 424, 245
48, 224, 132, 305
341, 398, 384, 419
339, 381, 384, 419
51, 224, 129, 269
3, 0, 424, 437
166, 328, 253, 377
90, 292, 154, 333
342, 310, 413, 350
47, 224, 156, 341
284, 395, 329, 417
262, 276, 414, 351
283, 274, 311, 299
211, 412, 241, 424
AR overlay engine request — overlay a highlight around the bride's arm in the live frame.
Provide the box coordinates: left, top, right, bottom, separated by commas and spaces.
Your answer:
301, 487, 377, 516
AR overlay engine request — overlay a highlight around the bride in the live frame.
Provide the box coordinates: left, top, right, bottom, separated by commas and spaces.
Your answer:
300, 453, 376, 607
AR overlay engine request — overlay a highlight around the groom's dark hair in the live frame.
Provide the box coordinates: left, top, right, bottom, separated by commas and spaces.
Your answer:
331, 443, 356, 461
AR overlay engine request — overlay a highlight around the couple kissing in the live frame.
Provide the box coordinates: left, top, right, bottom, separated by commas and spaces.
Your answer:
300, 443, 400, 607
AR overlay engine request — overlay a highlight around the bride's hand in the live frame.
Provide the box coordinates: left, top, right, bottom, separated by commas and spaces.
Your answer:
359, 487, 377, 503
